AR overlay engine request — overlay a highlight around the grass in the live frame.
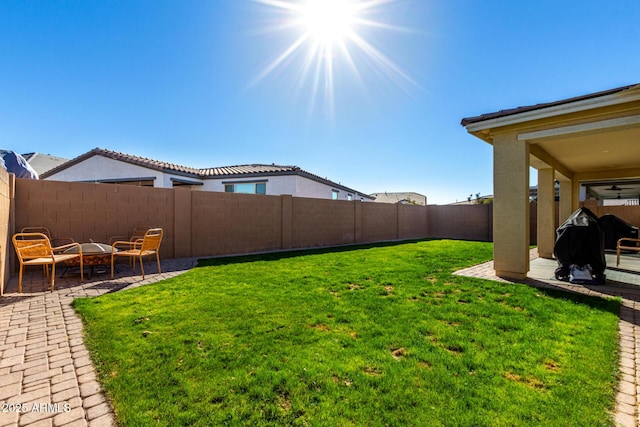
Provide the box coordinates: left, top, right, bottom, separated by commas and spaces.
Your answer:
73, 240, 620, 426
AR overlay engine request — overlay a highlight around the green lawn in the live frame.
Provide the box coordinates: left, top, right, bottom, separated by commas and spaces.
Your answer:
73, 240, 620, 426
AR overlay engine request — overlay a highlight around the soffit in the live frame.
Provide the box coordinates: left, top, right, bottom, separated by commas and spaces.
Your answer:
530, 125, 640, 172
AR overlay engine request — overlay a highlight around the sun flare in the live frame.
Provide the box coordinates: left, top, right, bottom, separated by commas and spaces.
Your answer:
300, 0, 355, 44
252, 0, 419, 118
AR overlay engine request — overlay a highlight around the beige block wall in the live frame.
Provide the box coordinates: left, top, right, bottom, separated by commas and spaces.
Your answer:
292, 198, 356, 248
11, 179, 439, 271
592, 205, 640, 225
15, 178, 635, 289
398, 204, 429, 240
0, 170, 12, 295
361, 202, 398, 242
428, 204, 493, 242
190, 191, 283, 256
14, 179, 175, 260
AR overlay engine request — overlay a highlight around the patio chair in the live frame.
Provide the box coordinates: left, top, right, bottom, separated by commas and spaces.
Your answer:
108, 226, 151, 270
111, 228, 163, 279
21, 226, 75, 247
12, 232, 83, 293
21, 227, 77, 278
616, 237, 640, 266
108, 226, 150, 245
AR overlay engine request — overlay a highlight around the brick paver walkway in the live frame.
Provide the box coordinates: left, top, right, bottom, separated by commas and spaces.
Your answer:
455, 249, 640, 427
0, 258, 198, 427
2, 252, 639, 426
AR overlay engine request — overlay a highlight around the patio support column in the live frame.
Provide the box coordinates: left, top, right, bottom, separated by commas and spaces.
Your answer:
558, 180, 573, 223
493, 133, 530, 280
537, 167, 555, 259
571, 179, 581, 212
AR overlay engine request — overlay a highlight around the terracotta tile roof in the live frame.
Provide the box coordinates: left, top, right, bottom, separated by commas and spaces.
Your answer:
41, 148, 201, 177
199, 164, 301, 177
41, 148, 303, 179
41, 148, 373, 198
460, 83, 638, 126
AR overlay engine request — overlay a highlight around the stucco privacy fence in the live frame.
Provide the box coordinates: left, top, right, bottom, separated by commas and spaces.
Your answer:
3, 171, 640, 295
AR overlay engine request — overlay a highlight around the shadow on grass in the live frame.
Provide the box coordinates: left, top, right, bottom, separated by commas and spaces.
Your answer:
196, 239, 436, 267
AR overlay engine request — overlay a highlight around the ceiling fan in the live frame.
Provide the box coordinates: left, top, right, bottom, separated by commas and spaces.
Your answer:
605, 184, 633, 191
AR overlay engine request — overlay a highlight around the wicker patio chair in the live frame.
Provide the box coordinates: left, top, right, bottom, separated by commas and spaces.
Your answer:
21, 226, 75, 247
616, 237, 640, 266
108, 226, 150, 245
108, 226, 151, 270
12, 232, 83, 293
110, 228, 163, 279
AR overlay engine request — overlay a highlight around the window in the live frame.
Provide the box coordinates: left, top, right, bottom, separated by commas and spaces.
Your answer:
224, 182, 267, 194
332, 190, 339, 200
347, 194, 353, 201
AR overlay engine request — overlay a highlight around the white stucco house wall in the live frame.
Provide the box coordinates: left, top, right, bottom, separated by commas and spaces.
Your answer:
41, 148, 374, 202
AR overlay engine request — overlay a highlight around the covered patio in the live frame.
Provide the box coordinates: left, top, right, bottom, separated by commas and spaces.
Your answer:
462, 83, 640, 280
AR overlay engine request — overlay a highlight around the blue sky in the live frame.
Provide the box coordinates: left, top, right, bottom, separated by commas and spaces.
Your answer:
1, 0, 639, 204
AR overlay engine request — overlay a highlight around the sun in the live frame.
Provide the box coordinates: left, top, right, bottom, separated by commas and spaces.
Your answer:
251, 0, 419, 118
300, 0, 356, 44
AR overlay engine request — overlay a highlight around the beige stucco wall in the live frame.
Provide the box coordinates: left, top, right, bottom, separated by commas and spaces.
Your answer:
491, 133, 530, 279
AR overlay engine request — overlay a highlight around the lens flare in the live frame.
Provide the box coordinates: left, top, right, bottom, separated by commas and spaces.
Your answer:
301, 0, 355, 44
251, 0, 419, 119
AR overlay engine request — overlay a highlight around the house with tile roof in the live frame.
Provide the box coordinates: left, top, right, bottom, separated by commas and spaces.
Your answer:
41, 148, 374, 201
369, 192, 427, 205
22, 152, 70, 176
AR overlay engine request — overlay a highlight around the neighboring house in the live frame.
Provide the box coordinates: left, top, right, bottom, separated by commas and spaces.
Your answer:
449, 197, 491, 205
370, 192, 427, 205
22, 153, 70, 176
41, 148, 374, 202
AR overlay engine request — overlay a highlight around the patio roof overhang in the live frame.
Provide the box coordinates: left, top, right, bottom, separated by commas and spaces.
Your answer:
461, 83, 640, 279
463, 83, 640, 183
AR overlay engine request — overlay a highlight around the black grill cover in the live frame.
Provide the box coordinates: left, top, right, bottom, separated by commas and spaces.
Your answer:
597, 214, 639, 250
0, 150, 38, 179
554, 207, 605, 281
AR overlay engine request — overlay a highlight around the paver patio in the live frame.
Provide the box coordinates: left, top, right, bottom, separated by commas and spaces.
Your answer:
0, 258, 197, 427
1, 250, 639, 426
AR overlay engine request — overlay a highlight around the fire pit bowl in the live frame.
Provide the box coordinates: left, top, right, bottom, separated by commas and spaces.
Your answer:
64, 243, 116, 267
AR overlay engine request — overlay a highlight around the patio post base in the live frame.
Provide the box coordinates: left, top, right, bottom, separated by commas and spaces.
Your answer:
537, 251, 554, 260
495, 270, 528, 280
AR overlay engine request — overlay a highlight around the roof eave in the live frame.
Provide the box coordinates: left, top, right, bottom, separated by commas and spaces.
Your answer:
461, 83, 640, 135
